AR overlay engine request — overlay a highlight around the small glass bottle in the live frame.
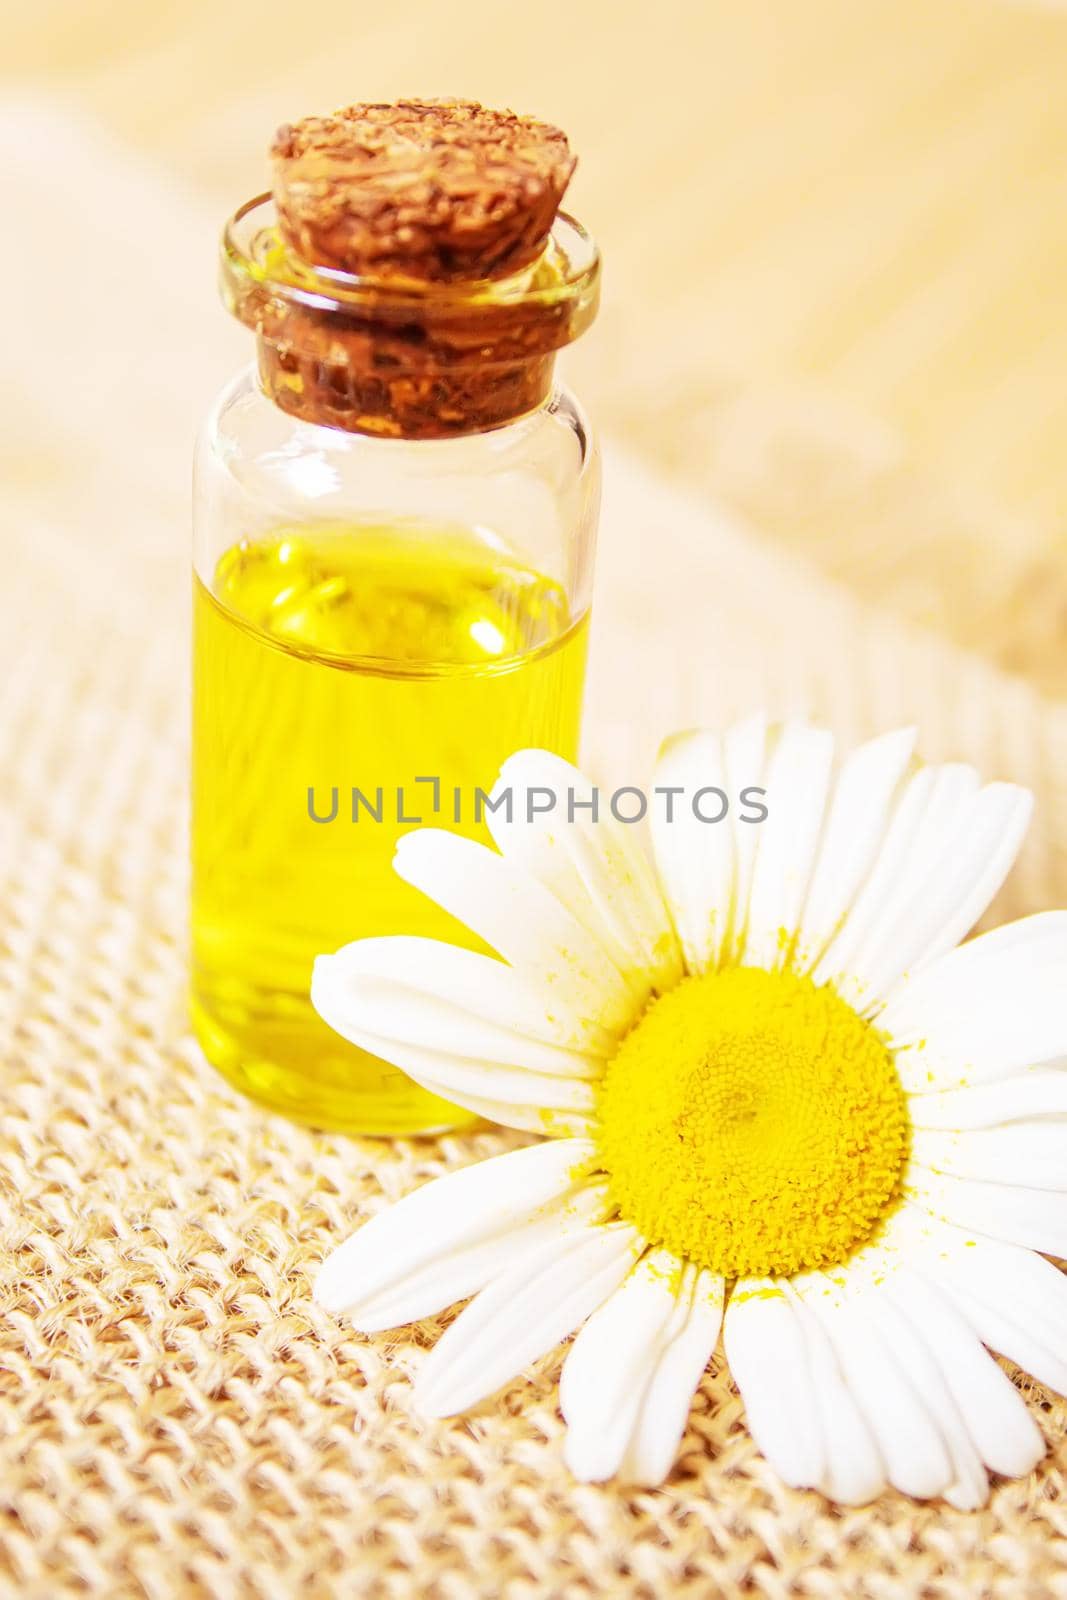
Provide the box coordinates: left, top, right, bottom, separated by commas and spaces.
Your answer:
191, 180, 601, 1134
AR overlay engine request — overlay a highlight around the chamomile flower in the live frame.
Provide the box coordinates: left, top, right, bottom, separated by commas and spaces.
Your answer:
311, 719, 1067, 1506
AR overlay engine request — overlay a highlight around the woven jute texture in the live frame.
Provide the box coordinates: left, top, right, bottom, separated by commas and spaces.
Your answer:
3, 108, 1067, 1599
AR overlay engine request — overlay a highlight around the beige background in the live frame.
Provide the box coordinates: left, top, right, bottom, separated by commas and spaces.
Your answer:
6, 0, 1067, 693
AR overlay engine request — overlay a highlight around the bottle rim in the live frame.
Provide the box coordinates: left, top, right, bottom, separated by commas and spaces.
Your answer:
221, 193, 600, 328
219, 194, 600, 438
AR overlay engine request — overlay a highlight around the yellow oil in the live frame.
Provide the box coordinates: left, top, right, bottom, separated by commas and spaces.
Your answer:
191, 521, 588, 1133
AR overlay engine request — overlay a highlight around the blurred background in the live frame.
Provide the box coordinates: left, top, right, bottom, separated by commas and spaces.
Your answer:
6, 0, 1067, 696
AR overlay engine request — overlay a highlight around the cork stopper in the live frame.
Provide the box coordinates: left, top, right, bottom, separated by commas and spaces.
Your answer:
220, 100, 598, 438
270, 99, 576, 282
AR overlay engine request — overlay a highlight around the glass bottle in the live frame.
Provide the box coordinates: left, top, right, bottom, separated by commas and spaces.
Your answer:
191, 193, 601, 1134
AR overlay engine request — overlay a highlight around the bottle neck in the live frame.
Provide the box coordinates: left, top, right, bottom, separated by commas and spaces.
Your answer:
222, 196, 599, 441
255, 332, 558, 440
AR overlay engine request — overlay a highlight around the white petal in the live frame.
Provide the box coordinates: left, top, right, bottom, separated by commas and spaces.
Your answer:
811, 765, 959, 1004
898, 784, 1032, 978
822, 1193, 971, 1286
315, 1139, 594, 1319
788, 1288, 885, 1504
907, 1168, 1067, 1257
815, 767, 1031, 1012
882, 913, 1067, 1092
740, 722, 836, 971
801, 1208, 1046, 1502
908, 1072, 1067, 1130
313, 934, 615, 1059
940, 1288, 1067, 1401
351, 1184, 609, 1333
794, 727, 917, 973
488, 750, 681, 1001
316, 1015, 597, 1137
793, 1273, 953, 1499
412, 1075, 592, 1136
560, 1249, 682, 1480
393, 830, 636, 1034
311, 956, 601, 1089
619, 1268, 725, 1486
914, 1227, 1067, 1396
886, 1272, 1044, 1480
724, 1280, 824, 1490
863, 1286, 989, 1510
911, 1123, 1067, 1191
649, 730, 734, 974
720, 713, 769, 966
560, 1252, 724, 1485
414, 1219, 642, 1417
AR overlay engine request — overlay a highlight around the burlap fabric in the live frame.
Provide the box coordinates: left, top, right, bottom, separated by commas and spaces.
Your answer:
2, 107, 1066, 1598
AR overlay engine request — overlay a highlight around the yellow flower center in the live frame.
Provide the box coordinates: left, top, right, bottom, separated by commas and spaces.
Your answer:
595, 967, 910, 1279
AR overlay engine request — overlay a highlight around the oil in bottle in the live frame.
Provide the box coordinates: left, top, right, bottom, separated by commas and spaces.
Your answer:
191, 519, 588, 1132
